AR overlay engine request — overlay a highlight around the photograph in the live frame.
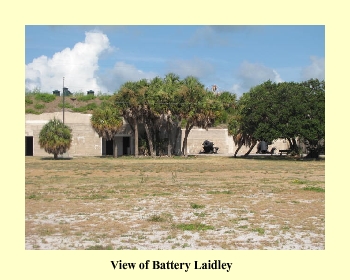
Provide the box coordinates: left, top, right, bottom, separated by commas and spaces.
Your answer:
25, 25, 325, 250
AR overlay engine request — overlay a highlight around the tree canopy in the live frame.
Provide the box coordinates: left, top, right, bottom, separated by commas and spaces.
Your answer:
90, 74, 325, 158
233, 79, 325, 157
39, 118, 72, 159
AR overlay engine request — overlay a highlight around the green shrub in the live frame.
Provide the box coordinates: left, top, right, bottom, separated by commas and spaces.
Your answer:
77, 94, 96, 102
25, 108, 41, 114
25, 96, 33, 105
98, 95, 111, 100
35, 103, 45, 110
35, 93, 56, 103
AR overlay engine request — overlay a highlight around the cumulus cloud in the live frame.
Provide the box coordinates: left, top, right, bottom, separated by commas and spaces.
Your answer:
301, 56, 325, 81
232, 61, 284, 95
25, 31, 112, 93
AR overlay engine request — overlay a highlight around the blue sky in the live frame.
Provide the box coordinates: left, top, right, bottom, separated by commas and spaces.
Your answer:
25, 25, 325, 96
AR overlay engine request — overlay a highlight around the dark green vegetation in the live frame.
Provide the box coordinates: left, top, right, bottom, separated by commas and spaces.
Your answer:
38, 118, 72, 159
26, 76, 325, 158
25, 91, 111, 114
228, 79, 325, 158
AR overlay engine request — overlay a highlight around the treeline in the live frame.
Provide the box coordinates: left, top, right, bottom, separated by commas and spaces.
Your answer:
90, 73, 325, 158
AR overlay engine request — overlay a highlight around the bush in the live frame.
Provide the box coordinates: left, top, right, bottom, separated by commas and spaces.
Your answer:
25, 96, 33, 105
35, 103, 45, 110
35, 93, 56, 103
77, 94, 96, 102
98, 95, 111, 101
25, 108, 41, 114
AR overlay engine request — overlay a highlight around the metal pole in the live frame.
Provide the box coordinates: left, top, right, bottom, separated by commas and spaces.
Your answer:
63, 77, 65, 124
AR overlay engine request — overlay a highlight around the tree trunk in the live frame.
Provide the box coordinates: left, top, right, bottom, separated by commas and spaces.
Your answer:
134, 120, 139, 157
167, 120, 172, 157
173, 123, 181, 155
244, 139, 257, 156
113, 138, 118, 158
54, 153, 58, 160
144, 122, 155, 156
182, 123, 193, 157
234, 141, 243, 157
292, 138, 298, 152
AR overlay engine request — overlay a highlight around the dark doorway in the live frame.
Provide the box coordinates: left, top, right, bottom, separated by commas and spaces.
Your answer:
123, 137, 130, 155
105, 139, 113, 155
25, 136, 33, 156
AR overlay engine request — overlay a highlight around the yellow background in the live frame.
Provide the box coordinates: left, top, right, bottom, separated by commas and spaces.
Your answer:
2, 1, 347, 279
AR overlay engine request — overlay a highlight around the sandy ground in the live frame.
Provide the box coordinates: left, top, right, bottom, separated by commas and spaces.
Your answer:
25, 156, 325, 250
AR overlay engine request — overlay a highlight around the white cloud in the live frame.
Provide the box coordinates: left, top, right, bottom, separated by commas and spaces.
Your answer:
232, 61, 284, 95
25, 31, 112, 93
99, 62, 157, 92
301, 56, 325, 81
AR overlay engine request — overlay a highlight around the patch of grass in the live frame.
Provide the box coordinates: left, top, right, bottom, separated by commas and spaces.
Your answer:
238, 225, 248, 229
35, 93, 56, 103
252, 228, 265, 235
207, 190, 233, 195
98, 95, 111, 100
194, 212, 206, 217
58, 102, 74, 109
85, 245, 113, 250
25, 96, 33, 104
34, 103, 45, 110
190, 203, 205, 209
175, 222, 214, 231
302, 186, 325, 192
147, 214, 165, 222
291, 179, 308, 184
26, 194, 41, 200
152, 192, 171, 196
79, 194, 109, 200
72, 103, 97, 112
282, 226, 290, 231
77, 94, 96, 102
25, 108, 41, 114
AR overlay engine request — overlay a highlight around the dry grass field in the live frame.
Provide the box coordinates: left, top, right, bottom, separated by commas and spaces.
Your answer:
25, 155, 325, 250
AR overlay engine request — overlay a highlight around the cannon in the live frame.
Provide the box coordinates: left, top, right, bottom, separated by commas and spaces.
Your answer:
200, 140, 219, 154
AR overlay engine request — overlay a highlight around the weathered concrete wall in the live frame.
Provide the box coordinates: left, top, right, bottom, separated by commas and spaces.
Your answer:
181, 128, 233, 154
26, 112, 102, 157
26, 112, 300, 157
182, 128, 293, 155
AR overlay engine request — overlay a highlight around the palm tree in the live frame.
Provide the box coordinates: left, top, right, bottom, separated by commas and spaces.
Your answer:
177, 76, 222, 156
90, 104, 123, 158
39, 118, 72, 159
115, 80, 148, 157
